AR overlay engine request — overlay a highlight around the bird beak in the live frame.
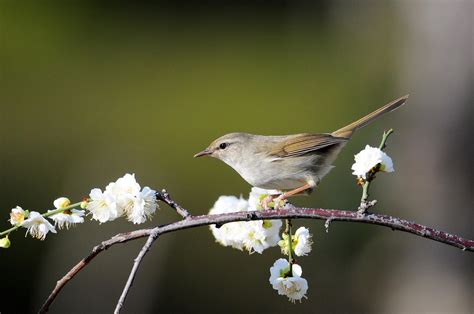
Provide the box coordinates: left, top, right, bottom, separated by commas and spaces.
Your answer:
194, 148, 212, 158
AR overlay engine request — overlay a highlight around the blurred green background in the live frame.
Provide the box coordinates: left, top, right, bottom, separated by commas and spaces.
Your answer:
1, 1, 472, 313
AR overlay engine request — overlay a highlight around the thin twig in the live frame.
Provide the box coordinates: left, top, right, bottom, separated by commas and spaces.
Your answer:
39, 207, 474, 313
114, 231, 159, 314
358, 129, 394, 213
285, 219, 294, 272
38, 230, 150, 314
156, 189, 191, 219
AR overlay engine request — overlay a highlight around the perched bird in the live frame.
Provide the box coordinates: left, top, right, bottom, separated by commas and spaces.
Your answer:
195, 95, 408, 206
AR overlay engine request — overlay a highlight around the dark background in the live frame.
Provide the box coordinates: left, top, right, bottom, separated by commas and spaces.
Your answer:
1, 1, 473, 313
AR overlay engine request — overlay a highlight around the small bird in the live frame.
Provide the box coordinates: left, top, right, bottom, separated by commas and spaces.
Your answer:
195, 95, 408, 206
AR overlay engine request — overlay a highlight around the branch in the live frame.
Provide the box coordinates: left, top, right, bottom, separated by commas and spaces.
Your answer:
114, 231, 159, 314
39, 206, 473, 313
38, 230, 150, 314
156, 189, 191, 219
358, 128, 393, 213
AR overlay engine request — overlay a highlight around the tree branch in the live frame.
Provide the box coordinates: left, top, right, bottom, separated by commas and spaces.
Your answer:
156, 190, 191, 219
39, 207, 474, 313
114, 232, 159, 314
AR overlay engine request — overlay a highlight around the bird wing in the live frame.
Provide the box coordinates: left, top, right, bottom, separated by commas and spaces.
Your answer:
269, 133, 348, 158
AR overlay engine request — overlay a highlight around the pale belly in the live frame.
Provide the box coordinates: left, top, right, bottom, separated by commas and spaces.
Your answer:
231, 158, 324, 191
251, 177, 309, 190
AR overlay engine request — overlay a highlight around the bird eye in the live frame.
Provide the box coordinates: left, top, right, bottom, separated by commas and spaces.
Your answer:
219, 143, 227, 149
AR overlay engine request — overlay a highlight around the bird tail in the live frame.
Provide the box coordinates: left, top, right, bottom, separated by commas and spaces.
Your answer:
332, 95, 409, 138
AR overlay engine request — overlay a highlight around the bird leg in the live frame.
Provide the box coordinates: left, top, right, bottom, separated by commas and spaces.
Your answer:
274, 183, 314, 209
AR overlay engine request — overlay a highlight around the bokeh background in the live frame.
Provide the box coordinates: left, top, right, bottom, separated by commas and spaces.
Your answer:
1, 1, 473, 313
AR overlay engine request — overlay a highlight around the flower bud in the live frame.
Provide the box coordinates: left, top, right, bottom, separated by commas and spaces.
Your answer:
54, 197, 71, 209
80, 199, 89, 209
0, 236, 11, 248
9, 206, 26, 226
262, 220, 273, 229
278, 233, 291, 256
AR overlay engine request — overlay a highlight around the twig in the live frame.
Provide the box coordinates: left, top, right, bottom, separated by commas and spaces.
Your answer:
285, 219, 294, 270
114, 231, 159, 314
156, 189, 191, 219
39, 207, 474, 313
38, 230, 151, 314
358, 129, 394, 213
324, 217, 333, 233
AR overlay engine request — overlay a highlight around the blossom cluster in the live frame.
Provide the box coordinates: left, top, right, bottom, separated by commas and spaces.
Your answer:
209, 187, 313, 302
87, 173, 157, 224
209, 188, 282, 254
1, 174, 157, 247
269, 259, 308, 303
5, 199, 79, 244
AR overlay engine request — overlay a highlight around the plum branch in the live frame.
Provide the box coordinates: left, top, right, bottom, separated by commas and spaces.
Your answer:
39, 201, 474, 313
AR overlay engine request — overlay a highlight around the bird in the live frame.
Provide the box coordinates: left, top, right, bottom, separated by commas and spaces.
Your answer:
194, 95, 408, 207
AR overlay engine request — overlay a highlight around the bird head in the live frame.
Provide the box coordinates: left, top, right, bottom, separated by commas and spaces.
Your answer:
194, 132, 251, 166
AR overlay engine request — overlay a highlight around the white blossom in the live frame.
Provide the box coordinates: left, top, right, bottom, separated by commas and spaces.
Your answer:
242, 220, 283, 254
9, 206, 26, 226
49, 209, 85, 230
269, 258, 290, 285
21, 211, 56, 240
53, 197, 71, 209
107, 173, 141, 196
351, 145, 394, 179
49, 196, 84, 229
269, 258, 308, 303
126, 186, 158, 224
293, 227, 313, 256
278, 226, 313, 257
87, 188, 119, 223
105, 173, 141, 217
209, 196, 249, 250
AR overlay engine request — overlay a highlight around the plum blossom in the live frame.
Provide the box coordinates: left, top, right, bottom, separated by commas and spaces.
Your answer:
351, 145, 394, 179
9, 206, 26, 226
49, 209, 85, 230
87, 188, 120, 223
21, 211, 56, 240
126, 187, 158, 224
279, 226, 313, 257
209, 195, 249, 250
293, 227, 313, 256
269, 258, 308, 302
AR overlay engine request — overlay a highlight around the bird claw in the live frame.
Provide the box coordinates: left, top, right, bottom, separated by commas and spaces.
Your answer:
261, 195, 274, 210
273, 196, 285, 209
260, 194, 288, 210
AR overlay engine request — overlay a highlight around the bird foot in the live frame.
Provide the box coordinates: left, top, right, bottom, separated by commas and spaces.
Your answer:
260, 194, 288, 210
262, 195, 274, 210
273, 196, 287, 209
